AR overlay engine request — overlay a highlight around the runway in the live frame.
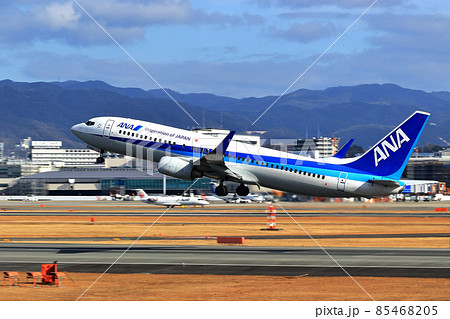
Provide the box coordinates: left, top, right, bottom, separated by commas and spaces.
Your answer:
1, 210, 449, 218
1, 201, 448, 280
0, 243, 448, 277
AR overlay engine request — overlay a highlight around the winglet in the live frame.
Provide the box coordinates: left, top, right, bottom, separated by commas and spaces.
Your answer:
203, 131, 235, 164
333, 138, 354, 159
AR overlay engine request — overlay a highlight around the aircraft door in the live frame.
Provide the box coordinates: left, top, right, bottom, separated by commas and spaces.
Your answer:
103, 119, 115, 137
337, 172, 348, 191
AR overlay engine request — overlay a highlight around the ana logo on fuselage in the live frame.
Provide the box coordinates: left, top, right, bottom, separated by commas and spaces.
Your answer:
374, 128, 410, 167
117, 122, 143, 131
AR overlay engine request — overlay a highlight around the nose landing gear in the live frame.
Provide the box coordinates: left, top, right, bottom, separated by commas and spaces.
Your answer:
96, 150, 105, 164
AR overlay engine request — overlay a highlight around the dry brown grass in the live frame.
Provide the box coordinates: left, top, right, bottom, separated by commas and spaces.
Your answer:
0, 215, 448, 248
0, 273, 448, 301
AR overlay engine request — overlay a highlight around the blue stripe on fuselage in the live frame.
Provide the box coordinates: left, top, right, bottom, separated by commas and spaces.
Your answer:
102, 134, 382, 184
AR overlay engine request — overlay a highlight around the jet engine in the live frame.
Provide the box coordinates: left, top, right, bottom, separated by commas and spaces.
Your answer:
157, 156, 203, 180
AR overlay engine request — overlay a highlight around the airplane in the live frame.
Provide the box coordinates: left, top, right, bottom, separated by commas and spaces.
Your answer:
135, 189, 209, 207
71, 111, 430, 198
434, 194, 450, 201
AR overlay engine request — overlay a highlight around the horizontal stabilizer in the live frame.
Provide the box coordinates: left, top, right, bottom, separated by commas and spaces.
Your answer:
333, 138, 354, 159
369, 179, 401, 187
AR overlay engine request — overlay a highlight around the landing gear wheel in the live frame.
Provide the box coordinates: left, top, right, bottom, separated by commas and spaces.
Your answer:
96, 150, 105, 164
215, 184, 228, 197
236, 184, 250, 196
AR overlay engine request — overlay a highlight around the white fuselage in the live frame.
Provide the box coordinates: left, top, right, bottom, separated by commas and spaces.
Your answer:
71, 117, 405, 198
147, 195, 209, 207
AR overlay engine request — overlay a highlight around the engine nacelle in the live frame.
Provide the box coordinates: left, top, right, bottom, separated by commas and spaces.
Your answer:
157, 156, 203, 180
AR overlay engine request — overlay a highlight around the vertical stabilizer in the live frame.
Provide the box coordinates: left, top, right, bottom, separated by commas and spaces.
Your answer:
345, 111, 430, 180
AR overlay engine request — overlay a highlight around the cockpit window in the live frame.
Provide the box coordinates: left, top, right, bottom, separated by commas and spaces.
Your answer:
85, 121, 95, 126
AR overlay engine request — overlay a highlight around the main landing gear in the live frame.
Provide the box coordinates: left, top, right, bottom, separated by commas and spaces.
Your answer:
215, 181, 228, 197
214, 182, 250, 197
236, 183, 250, 196
96, 150, 105, 164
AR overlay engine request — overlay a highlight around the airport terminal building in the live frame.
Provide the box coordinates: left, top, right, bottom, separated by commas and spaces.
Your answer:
6, 168, 212, 196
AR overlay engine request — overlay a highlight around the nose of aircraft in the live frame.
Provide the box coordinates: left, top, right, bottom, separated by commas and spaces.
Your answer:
71, 123, 84, 138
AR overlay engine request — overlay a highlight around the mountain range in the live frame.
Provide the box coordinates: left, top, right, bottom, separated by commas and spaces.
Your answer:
0, 79, 449, 153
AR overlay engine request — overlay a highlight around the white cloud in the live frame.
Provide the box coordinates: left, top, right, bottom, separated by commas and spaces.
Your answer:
20, 44, 450, 98
36, 1, 81, 30
85, 0, 192, 26
4, 0, 450, 98
0, 0, 264, 47
366, 13, 450, 58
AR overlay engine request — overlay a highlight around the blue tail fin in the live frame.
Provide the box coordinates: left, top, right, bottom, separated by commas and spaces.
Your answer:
345, 111, 429, 179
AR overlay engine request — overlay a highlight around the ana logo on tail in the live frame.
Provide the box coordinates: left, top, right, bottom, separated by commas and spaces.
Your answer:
374, 128, 410, 167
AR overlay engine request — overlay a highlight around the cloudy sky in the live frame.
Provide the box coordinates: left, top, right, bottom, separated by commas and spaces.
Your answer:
1, 0, 449, 97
